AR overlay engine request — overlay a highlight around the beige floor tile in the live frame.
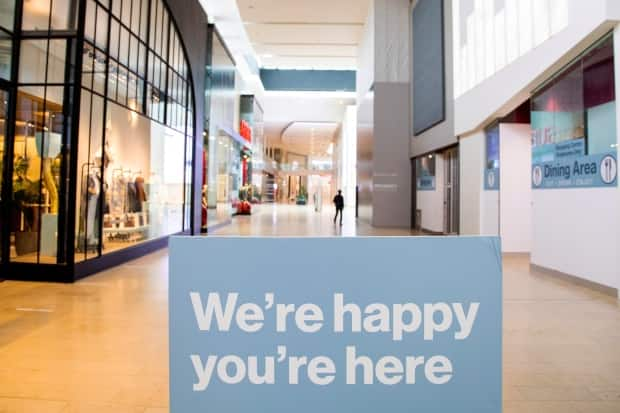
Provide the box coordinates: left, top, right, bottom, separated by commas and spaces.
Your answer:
572, 401, 620, 412
503, 400, 580, 413
61, 402, 144, 413
0, 398, 67, 413
517, 385, 601, 401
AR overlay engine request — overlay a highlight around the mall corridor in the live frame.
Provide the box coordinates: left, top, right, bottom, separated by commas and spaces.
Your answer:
1, 0, 620, 410
0, 205, 618, 412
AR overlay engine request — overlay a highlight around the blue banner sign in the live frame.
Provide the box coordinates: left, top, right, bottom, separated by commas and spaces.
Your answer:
484, 168, 500, 191
532, 152, 617, 189
169, 237, 503, 413
532, 138, 586, 164
417, 176, 436, 191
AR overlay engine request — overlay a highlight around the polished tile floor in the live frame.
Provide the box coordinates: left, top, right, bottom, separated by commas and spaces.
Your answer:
0, 204, 619, 412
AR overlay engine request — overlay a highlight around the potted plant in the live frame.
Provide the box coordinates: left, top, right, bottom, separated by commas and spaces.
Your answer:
296, 185, 308, 205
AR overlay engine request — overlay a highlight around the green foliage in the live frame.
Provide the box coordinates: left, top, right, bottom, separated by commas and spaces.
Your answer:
13, 178, 41, 205
298, 185, 308, 199
12, 156, 41, 206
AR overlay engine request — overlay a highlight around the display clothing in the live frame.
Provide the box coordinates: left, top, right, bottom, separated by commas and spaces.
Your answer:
126, 181, 138, 212
78, 168, 102, 250
135, 176, 147, 211
111, 173, 127, 215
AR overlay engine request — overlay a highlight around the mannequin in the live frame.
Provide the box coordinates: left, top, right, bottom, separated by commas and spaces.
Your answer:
78, 147, 111, 251
85, 162, 101, 244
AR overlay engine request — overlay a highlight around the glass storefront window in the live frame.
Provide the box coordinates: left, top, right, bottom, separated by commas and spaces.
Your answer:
583, 38, 617, 155
531, 60, 584, 163
532, 35, 616, 162
2, 0, 196, 269
207, 133, 233, 225
205, 29, 236, 227
230, 139, 242, 214
0, 0, 14, 81
484, 123, 500, 191
75, 89, 104, 261
416, 155, 436, 178
0, 34, 11, 80
485, 124, 500, 170
22, 0, 77, 31
11, 87, 65, 264
0, 89, 7, 261
94, 102, 185, 255
0, 0, 15, 31
74, 0, 196, 262
18, 39, 68, 85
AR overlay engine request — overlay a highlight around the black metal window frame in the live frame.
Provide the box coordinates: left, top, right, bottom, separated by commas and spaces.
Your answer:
3, 0, 80, 266
75, 0, 196, 262
81, 0, 192, 133
0, 0, 197, 271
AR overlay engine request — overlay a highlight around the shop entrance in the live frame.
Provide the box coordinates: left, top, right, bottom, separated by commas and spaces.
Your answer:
443, 147, 459, 234
413, 145, 460, 235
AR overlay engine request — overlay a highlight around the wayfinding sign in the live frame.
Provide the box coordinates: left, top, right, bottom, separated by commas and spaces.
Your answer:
169, 237, 503, 412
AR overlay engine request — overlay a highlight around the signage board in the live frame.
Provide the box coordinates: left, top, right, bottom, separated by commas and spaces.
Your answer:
484, 168, 500, 191
170, 237, 503, 413
532, 152, 617, 189
532, 138, 586, 164
417, 176, 436, 191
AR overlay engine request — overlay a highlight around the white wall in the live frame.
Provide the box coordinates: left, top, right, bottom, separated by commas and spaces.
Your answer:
480, 191, 499, 237
481, 191, 499, 236
455, 0, 617, 136
374, 0, 410, 84
357, 1, 375, 103
418, 154, 444, 233
452, 0, 570, 99
459, 131, 500, 237
338, 106, 357, 207
357, 0, 409, 103
532, 188, 617, 289
459, 131, 483, 235
499, 124, 532, 253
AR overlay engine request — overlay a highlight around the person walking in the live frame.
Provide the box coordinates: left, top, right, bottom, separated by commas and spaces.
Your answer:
333, 190, 344, 225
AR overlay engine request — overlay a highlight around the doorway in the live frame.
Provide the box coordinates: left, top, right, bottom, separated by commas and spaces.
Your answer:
443, 147, 459, 234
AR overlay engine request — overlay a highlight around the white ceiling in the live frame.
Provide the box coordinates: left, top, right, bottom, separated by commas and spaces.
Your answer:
281, 121, 339, 157
199, 1, 364, 156
262, 91, 356, 156
238, 0, 371, 70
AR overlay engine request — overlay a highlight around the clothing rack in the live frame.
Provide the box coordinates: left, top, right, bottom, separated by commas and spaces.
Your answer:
104, 166, 148, 243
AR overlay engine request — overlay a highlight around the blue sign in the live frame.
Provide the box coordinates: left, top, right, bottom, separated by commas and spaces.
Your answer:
170, 237, 503, 413
532, 152, 617, 189
417, 176, 436, 191
533, 139, 586, 164
484, 168, 500, 191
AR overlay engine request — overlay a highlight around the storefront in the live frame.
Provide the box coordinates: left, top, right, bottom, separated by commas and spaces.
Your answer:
0, 0, 207, 281
238, 94, 264, 211
203, 27, 238, 230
